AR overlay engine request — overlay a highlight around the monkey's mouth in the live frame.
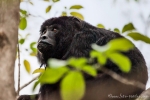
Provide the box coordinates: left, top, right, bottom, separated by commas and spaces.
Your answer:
37, 41, 53, 53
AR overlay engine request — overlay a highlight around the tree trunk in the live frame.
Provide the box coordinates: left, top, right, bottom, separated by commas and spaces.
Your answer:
0, 0, 20, 100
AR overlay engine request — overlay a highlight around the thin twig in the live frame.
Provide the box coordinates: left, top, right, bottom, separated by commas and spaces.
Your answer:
101, 67, 145, 90
17, 75, 39, 92
17, 42, 21, 96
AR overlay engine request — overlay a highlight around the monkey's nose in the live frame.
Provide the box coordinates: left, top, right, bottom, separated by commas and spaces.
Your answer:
41, 35, 48, 40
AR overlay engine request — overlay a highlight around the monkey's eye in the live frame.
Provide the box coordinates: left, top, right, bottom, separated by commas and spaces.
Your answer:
42, 30, 46, 34
52, 28, 58, 32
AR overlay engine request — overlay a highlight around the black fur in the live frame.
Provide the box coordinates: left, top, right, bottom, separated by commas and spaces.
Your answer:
18, 16, 148, 100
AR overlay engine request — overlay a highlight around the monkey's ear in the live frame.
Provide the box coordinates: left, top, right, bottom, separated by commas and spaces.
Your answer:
72, 17, 82, 30
72, 17, 81, 23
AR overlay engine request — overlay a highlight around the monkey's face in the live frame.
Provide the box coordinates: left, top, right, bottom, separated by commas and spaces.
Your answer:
37, 25, 59, 54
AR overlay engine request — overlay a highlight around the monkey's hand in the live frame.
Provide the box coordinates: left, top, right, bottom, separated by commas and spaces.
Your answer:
17, 94, 38, 100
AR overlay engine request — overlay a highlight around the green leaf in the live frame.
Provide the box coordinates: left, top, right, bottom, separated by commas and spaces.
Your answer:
91, 44, 109, 52
90, 51, 107, 65
61, 11, 67, 16
24, 60, 31, 73
46, 5, 51, 13
48, 59, 67, 68
114, 28, 120, 33
30, 42, 37, 53
108, 52, 131, 72
68, 57, 87, 69
70, 5, 83, 9
39, 67, 69, 84
97, 54, 107, 65
33, 81, 40, 91
19, 38, 25, 44
108, 38, 134, 52
82, 65, 97, 77
97, 24, 105, 29
90, 50, 100, 58
70, 12, 84, 20
122, 23, 135, 33
44, 0, 49, 1
52, 0, 60, 2
20, 9, 27, 15
61, 71, 85, 100
30, 52, 37, 56
128, 32, 150, 44
19, 17, 27, 30
32, 68, 45, 74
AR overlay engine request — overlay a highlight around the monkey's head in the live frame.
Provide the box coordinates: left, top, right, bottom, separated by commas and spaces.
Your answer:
37, 16, 83, 64
38, 26, 57, 53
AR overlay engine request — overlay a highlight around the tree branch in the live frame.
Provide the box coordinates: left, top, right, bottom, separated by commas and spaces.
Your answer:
101, 67, 145, 90
17, 42, 21, 96
17, 75, 39, 92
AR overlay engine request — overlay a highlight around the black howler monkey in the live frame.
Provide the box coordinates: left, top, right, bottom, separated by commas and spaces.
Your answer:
18, 16, 148, 100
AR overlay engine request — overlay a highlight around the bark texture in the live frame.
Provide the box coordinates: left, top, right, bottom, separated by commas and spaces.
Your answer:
0, 0, 20, 100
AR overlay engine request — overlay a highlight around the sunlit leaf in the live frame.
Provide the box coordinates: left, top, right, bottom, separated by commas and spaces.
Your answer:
108, 52, 131, 72
108, 38, 134, 52
97, 54, 107, 65
19, 38, 25, 44
70, 5, 83, 9
19, 17, 27, 30
68, 57, 87, 69
48, 59, 67, 68
82, 65, 97, 77
52, 0, 60, 2
128, 32, 150, 44
90, 50, 107, 65
91, 44, 109, 52
122, 23, 135, 33
61, 11, 67, 16
97, 24, 105, 29
92, 38, 134, 62
24, 60, 31, 73
39, 67, 69, 84
30, 52, 37, 56
114, 28, 120, 33
46, 5, 51, 13
61, 71, 85, 100
70, 12, 84, 20
33, 68, 45, 74
44, 0, 49, 1
90, 50, 100, 58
